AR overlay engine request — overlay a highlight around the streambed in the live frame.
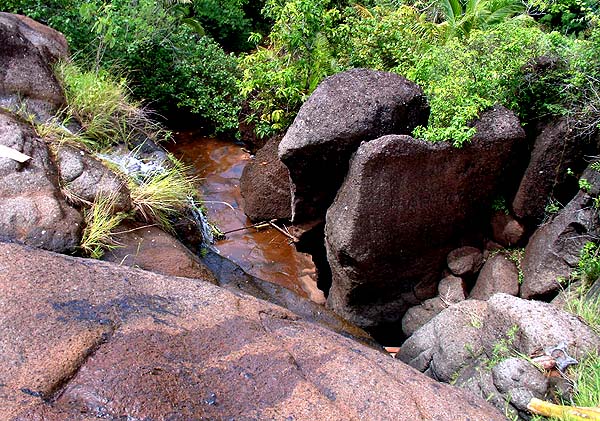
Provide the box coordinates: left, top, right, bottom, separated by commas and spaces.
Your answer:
168, 133, 325, 304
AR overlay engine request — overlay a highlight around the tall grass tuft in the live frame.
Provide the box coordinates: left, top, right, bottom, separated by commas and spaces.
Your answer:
129, 156, 198, 230
54, 62, 171, 151
80, 193, 128, 259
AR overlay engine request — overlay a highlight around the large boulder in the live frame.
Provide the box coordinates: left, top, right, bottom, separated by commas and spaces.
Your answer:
0, 13, 66, 121
240, 134, 292, 221
481, 293, 600, 360
279, 68, 429, 224
0, 13, 69, 63
0, 242, 505, 420
56, 144, 132, 212
0, 110, 82, 252
325, 106, 525, 331
398, 300, 488, 382
512, 117, 591, 223
521, 188, 599, 299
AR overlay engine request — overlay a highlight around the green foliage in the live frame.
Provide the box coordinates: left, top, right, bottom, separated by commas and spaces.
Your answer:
575, 241, 600, 287
486, 324, 519, 368
191, 0, 254, 51
529, 0, 599, 35
578, 177, 592, 192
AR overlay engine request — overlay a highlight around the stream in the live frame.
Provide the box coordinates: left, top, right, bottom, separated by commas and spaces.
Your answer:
168, 133, 325, 304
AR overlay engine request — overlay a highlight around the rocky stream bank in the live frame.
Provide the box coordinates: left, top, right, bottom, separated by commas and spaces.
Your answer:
0, 12, 599, 421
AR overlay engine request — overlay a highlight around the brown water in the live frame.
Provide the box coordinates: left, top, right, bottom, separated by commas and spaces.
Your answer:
168, 134, 324, 304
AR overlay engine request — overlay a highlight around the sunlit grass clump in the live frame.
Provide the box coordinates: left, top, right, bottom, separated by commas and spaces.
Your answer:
80, 193, 128, 259
129, 156, 198, 230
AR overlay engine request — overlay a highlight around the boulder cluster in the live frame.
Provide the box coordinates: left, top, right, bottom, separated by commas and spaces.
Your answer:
240, 67, 600, 417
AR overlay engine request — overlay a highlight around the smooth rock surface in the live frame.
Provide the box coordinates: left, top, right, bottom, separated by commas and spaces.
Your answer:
0, 242, 505, 420
481, 293, 600, 360
521, 190, 599, 299
102, 221, 217, 282
0, 13, 66, 121
0, 110, 82, 252
240, 134, 292, 221
326, 106, 524, 331
279, 68, 429, 223
470, 254, 520, 300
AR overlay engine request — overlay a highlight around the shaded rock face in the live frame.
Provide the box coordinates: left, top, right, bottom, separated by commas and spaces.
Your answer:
325, 106, 525, 332
0, 110, 82, 252
279, 68, 430, 224
491, 212, 525, 247
521, 190, 599, 299
240, 134, 292, 221
0, 242, 505, 420
56, 144, 132, 212
447, 246, 483, 277
0, 13, 66, 121
1, 13, 69, 63
512, 117, 591, 224
102, 221, 217, 282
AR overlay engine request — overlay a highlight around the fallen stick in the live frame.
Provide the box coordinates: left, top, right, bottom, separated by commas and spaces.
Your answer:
221, 221, 271, 235
268, 220, 299, 243
528, 397, 600, 420
0, 145, 31, 163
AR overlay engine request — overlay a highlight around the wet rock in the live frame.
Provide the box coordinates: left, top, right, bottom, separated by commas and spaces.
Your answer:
240, 134, 292, 221
481, 293, 600, 360
56, 145, 131, 212
492, 357, 549, 412
0, 110, 82, 252
521, 189, 599, 299
0, 14, 66, 121
447, 246, 484, 277
279, 68, 429, 223
326, 106, 524, 331
398, 300, 488, 382
470, 254, 519, 300
438, 275, 467, 303
1, 13, 69, 63
512, 117, 590, 223
491, 212, 525, 247
102, 221, 217, 282
0, 242, 505, 420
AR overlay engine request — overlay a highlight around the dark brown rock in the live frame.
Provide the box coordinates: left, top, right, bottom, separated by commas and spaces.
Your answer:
0, 110, 82, 252
521, 190, 599, 299
512, 117, 589, 223
325, 106, 525, 331
56, 144, 132, 212
0, 14, 66, 121
0, 242, 505, 420
491, 211, 525, 247
240, 134, 292, 221
1, 13, 69, 63
470, 254, 520, 300
102, 221, 217, 282
447, 246, 484, 276
279, 68, 429, 224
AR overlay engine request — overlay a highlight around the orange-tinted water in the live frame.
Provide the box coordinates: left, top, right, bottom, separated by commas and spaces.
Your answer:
168, 134, 324, 303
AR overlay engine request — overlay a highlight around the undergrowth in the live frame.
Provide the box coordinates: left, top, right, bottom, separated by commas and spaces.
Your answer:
80, 193, 128, 259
